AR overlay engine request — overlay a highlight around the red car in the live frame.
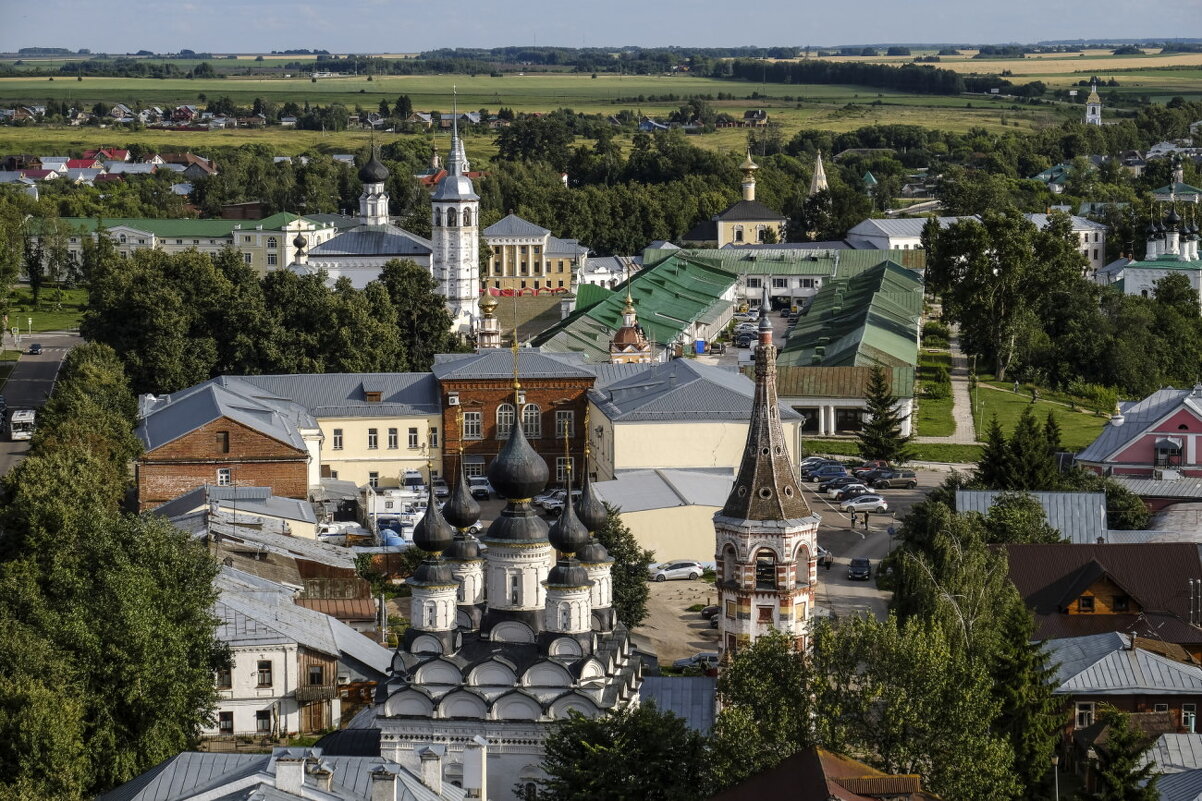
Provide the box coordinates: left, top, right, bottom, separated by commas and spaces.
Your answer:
853, 460, 890, 477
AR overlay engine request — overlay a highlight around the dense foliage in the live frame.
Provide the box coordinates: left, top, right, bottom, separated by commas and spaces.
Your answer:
0, 344, 225, 800
857, 364, 913, 462
593, 506, 654, 629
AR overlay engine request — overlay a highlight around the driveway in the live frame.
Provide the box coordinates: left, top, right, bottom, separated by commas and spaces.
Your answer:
0, 333, 80, 476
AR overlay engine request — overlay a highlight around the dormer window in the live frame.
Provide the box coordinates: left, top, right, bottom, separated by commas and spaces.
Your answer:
1078, 596, 1095, 613
365, 391, 382, 403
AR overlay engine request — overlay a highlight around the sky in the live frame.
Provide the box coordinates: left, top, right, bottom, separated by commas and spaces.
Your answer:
2, 0, 1201, 54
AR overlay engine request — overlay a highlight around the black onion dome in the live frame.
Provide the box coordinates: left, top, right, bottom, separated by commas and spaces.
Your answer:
358, 151, 389, 183
546, 559, 591, 587
443, 459, 480, 530
412, 483, 454, 554
410, 558, 455, 586
1146, 221, 1159, 235
576, 540, 611, 564
548, 494, 590, 555
444, 533, 481, 561
485, 504, 549, 542
292, 232, 306, 250
577, 470, 608, 533
486, 419, 548, 500
1166, 209, 1182, 227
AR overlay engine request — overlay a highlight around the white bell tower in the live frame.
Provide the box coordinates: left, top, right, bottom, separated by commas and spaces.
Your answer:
431, 90, 480, 334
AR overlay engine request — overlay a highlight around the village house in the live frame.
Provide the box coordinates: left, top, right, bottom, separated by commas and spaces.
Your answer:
1076, 384, 1202, 479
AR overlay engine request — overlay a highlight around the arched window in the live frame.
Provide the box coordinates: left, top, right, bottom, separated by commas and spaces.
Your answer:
722, 545, 737, 585
755, 549, 777, 590
522, 404, 542, 439
425, 603, 436, 627
496, 403, 515, 439
462, 208, 472, 226
434, 208, 443, 227
559, 603, 571, 630
118, 234, 127, 243
794, 545, 811, 587
446, 207, 458, 226
267, 236, 277, 249
756, 226, 767, 243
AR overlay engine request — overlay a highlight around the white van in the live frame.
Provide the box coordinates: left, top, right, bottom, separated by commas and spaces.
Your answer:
7, 409, 35, 441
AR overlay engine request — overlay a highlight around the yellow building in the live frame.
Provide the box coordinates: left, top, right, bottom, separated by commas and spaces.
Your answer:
681, 152, 786, 248
592, 469, 732, 562
482, 213, 589, 292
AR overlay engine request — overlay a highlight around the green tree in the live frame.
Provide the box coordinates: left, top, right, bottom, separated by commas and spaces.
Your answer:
1007, 407, 1060, 490
1080, 705, 1160, 801
593, 506, 653, 628
371, 259, 456, 370
980, 492, 1062, 544
857, 364, 912, 462
536, 704, 710, 801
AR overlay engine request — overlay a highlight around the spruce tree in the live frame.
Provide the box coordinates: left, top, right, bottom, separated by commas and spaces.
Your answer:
975, 416, 1012, 489
857, 365, 912, 463
1008, 407, 1060, 490
1044, 410, 1063, 454
1083, 706, 1160, 801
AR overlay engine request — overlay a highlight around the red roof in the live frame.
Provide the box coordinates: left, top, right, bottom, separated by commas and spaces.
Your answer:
19, 169, 54, 179
66, 158, 101, 169
82, 148, 129, 161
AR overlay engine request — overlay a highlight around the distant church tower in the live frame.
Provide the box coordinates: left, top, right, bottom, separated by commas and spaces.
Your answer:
431, 94, 480, 333
358, 147, 391, 226
740, 150, 759, 201
609, 289, 652, 364
714, 302, 820, 654
808, 149, 828, 197
1085, 81, 1102, 126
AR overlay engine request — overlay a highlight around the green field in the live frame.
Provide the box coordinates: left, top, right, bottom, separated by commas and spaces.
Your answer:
915, 350, 955, 438
970, 384, 1106, 452
804, 437, 983, 465
6, 287, 87, 332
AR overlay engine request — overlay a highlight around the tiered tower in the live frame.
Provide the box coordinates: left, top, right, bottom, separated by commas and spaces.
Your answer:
740, 150, 759, 202
358, 147, 391, 226
713, 301, 821, 655
575, 414, 617, 631
609, 288, 652, 364
476, 294, 502, 349
443, 414, 485, 630
403, 470, 459, 655
809, 149, 829, 197
431, 92, 481, 333
1085, 81, 1102, 126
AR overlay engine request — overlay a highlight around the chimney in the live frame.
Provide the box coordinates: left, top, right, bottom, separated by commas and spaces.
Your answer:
463, 736, 489, 799
371, 767, 397, 801
275, 756, 306, 794
418, 747, 444, 795
313, 763, 334, 792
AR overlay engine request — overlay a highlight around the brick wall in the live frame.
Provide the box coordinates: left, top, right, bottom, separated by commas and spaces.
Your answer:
137, 416, 309, 509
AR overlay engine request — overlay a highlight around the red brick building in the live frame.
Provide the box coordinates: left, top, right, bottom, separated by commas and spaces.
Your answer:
136, 381, 314, 510
432, 350, 595, 486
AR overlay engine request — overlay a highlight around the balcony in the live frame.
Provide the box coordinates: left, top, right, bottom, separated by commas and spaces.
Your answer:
294, 684, 337, 703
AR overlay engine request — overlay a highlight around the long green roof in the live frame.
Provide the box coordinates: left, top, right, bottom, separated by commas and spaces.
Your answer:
59, 211, 321, 239
778, 261, 923, 370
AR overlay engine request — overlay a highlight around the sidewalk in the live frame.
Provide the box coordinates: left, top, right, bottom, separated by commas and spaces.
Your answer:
913, 327, 980, 445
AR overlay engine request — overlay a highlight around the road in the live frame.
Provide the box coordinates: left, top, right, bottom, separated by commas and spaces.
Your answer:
0, 333, 81, 476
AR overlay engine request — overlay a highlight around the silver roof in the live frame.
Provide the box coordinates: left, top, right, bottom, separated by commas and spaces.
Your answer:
309, 224, 432, 257
1117, 477, 1202, 500
152, 485, 317, 524
594, 468, 734, 513
639, 676, 716, 733
138, 379, 312, 453
484, 213, 549, 238
1024, 213, 1107, 231
233, 373, 441, 418
955, 490, 1107, 544
94, 748, 462, 801
1077, 388, 1202, 463
172, 512, 357, 569
848, 216, 967, 238
432, 348, 593, 380
1044, 632, 1202, 695
1157, 768, 1202, 801
589, 358, 801, 422
1144, 734, 1202, 774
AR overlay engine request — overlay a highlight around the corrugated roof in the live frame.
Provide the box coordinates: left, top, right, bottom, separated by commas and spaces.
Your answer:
715, 199, 786, 222
138, 380, 312, 454
956, 490, 1107, 544
1157, 769, 1202, 801
593, 468, 733, 513
589, 358, 799, 421
847, 216, 965, 239
484, 212, 550, 238
639, 676, 716, 733
233, 373, 441, 418
152, 485, 316, 524
1044, 632, 1202, 695
309, 224, 432, 257
432, 348, 593, 380
1144, 734, 1202, 774
771, 365, 915, 400
1077, 388, 1202, 463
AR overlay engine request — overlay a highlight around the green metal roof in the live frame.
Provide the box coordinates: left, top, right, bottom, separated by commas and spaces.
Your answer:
60, 211, 321, 239
1123, 255, 1202, 272
758, 365, 915, 399
576, 283, 612, 310
778, 261, 923, 370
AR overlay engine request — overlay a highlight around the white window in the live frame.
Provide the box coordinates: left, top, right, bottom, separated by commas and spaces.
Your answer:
464, 461, 484, 477
332, 428, 343, 450
267, 254, 277, 266
556, 457, 574, 483
216, 468, 231, 486
388, 428, 398, 449
367, 428, 378, 449
267, 236, 277, 249
772, 278, 788, 288
243, 253, 252, 265
1185, 704, 1197, 733
408, 427, 419, 448
1076, 702, 1095, 729
463, 412, 482, 440
496, 403, 515, 440
430, 428, 439, 447
746, 277, 762, 289
555, 410, 574, 439
522, 404, 542, 439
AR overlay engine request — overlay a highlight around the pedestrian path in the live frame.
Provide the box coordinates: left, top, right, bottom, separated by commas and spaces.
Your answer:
913, 327, 980, 445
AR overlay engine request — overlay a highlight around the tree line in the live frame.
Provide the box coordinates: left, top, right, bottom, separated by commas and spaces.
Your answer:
0, 343, 225, 801
82, 249, 461, 394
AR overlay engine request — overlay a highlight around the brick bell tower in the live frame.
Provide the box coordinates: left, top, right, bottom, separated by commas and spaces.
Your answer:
714, 298, 821, 655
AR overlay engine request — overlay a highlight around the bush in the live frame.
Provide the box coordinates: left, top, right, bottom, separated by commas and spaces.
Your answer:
926, 366, 952, 399
923, 320, 951, 348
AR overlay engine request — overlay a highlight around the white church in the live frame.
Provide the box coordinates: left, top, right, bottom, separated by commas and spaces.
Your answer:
291, 118, 481, 333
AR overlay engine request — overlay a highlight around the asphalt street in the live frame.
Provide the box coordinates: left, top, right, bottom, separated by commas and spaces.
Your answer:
0, 333, 81, 477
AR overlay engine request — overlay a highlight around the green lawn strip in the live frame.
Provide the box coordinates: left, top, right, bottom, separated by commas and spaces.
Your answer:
974, 371, 1107, 412
6, 287, 86, 332
804, 437, 982, 464
970, 384, 1106, 451
915, 349, 955, 437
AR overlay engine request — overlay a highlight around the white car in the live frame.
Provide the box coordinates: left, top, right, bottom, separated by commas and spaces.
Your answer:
732, 311, 757, 322
648, 560, 705, 582
673, 652, 720, 670
840, 494, 889, 513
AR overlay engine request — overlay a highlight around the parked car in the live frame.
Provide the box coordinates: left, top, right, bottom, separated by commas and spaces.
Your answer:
818, 475, 860, 493
542, 490, 583, 515
779, 307, 792, 317
673, 652, 720, 670
468, 476, 493, 500
848, 557, 872, 581
853, 460, 891, 477
732, 311, 757, 322
827, 481, 868, 499
800, 456, 831, 468
700, 604, 721, 620
736, 334, 755, 348
432, 478, 450, 499
799, 459, 840, 478
27, 343, 42, 355
840, 494, 888, 513
648, 560, 705, 582
872, 470, 918, 490
807, 465, 848, 483
836, 485, 873, 503
533, 488, 565, 507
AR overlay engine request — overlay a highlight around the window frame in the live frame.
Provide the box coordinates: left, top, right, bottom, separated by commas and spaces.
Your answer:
256, 660, 273, 688
522, 403, 542, 439
496, 403, 516, 440
332, 428, 343, 450
388, 428, 398, 449
308, 665, 324, 686
408, 427, 419, 449
555, 410, 574, 439
367, 428, 378, 450
463, 411, 483, 440
216, 468, 232, 487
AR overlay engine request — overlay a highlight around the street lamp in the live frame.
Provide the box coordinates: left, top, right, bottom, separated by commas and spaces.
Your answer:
1051, 755, 1060, 801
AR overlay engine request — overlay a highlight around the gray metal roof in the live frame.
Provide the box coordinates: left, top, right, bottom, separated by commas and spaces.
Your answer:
848, 216, 966, 238
1117, 478, 1202, 500
172, 511, 357, 568
432, 348, 594, 380
152, 485, 317, 524
1024, 213, 1107, 231
483, 213, 550, 238
546, 236, 588, 257
308, 224, 432, 257
591, 362, 656, 388
138, 380, 312, 454
589, 359, 801, 422
1144, 734, 1202, 774
233, 373, 441, 418
1157, 768, 1202, 801
955, 490, 1107, 544
94, 749, 463, 801
639, 676, 717, 734
1077, 388, 1202, 463
1044, 632, 1202, 695
594, 468, 734, 513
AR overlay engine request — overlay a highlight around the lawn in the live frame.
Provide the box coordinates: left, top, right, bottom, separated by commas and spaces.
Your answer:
970, 385, 1107, 452
804, 437, 982, 465
915, 350, 955, 438
6, 287, 87, 332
